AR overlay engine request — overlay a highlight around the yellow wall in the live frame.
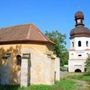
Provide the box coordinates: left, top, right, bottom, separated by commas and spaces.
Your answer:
0, 43, 52, 53
22, 44, 52, 53
0, 43, 53, 84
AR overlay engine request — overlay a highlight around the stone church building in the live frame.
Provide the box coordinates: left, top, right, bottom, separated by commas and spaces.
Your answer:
69, 11, 90, 72
0, 24, 60, 86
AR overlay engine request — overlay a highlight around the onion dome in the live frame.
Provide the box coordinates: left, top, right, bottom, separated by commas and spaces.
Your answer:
75, 11, 84, 20
70, 11, 90, 39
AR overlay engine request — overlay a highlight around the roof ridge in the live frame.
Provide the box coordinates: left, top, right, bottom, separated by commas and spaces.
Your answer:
26, 24, 31, 39
31, 24, 55, 43
28, 24, 48, 41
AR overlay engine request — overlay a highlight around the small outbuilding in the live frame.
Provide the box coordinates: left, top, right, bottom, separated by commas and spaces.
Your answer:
0, 24, 60, 86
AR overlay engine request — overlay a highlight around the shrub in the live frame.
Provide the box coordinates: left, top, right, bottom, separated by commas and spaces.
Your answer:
85, 56, 90, 75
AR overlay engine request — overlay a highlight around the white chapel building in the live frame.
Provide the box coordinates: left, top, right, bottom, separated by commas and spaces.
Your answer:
68, 11, 90, 72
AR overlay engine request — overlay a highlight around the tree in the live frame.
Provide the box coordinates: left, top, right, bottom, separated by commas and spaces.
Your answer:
85, 56, 90, 75
45, 30, 69, 66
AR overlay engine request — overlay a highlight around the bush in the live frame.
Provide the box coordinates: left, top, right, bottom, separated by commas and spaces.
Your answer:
85, 56, 90, 75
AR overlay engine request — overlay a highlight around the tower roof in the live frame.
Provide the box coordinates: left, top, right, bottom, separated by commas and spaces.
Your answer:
75, 11, 84, 20
70, 25, 90, 39
70, 11, 90, 39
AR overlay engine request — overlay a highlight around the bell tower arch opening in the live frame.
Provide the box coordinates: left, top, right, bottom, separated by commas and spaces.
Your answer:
75, 69, 81, 72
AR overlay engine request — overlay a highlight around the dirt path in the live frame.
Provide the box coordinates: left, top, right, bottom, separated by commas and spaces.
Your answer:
74, 80, 90, 90
60, 72, 90, 90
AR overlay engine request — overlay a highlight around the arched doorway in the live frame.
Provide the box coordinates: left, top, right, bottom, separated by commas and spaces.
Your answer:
75, 69, 81, 72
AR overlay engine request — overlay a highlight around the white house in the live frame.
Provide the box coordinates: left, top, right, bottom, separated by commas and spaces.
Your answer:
68, 11, 90, 72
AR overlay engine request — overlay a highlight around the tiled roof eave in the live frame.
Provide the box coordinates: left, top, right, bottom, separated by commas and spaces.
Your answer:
70, 35, 90, 39
0, 40, 54, 45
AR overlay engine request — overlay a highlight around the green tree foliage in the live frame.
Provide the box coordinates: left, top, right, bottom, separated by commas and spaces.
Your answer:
85, 56, 90, 75
45, 30, 69, 66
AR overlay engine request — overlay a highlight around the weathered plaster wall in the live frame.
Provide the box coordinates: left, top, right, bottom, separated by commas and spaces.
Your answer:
21, 47, 55, 85
55, 58, 60, 81
0, 43, 58, 85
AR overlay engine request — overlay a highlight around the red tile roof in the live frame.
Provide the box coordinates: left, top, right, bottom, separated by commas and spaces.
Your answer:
0, 24, 54, 45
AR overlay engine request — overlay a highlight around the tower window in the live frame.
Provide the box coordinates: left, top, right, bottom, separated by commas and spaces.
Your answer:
78, 41, 81, 47
72, 42, 74, 47
86, 41, 88, 47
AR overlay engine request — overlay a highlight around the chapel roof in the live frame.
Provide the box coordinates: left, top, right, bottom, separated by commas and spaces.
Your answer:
0, 24, 54, 44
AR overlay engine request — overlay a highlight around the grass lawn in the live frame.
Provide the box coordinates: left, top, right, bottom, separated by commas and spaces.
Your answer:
0, 73, 90, 90
0, 79, 76, 90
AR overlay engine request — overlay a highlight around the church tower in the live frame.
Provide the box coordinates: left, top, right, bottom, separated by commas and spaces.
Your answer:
68, 11, 90, 72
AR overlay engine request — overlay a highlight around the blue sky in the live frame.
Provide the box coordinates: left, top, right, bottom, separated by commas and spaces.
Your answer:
0, 0, 90, 48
